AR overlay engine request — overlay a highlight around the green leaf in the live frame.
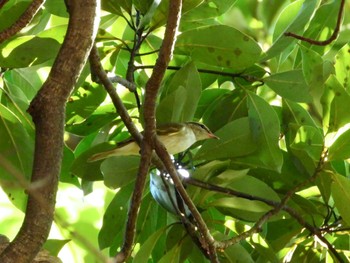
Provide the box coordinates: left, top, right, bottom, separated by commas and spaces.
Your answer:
0, 36, 60, 68
263, 0, 319, 60
213, 170, 280, 202
149, 0, 203, 29
202, 89, 247, 132
98, 183, 134, 249
264, 70, 312, 102
102, 156, 140, 189
282, 99, 318, 128
44, 0, 69, 17
195, 89, 230, 121
238, 92, 283, 172
195, 118, 257, 161
43, 239, 70, 257
300, 46, 325, 93
182, 0, 237, 22
334, 43, 350, 93
157, 63, 201, 123
133, 226, 168, 263
223, 243, 254, 263
328, 129, 350, 161
0, 0, 31, 32
65, 82, 107, 127
331, 174, 350, 226
175, 25, 262, 71
0, 104, 34, 211
321, 75, 350, 132
290, 125, 323, 161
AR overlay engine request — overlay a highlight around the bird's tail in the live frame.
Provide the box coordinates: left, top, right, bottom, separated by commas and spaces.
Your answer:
88, 149, 117, 162
87, 141, 139, 162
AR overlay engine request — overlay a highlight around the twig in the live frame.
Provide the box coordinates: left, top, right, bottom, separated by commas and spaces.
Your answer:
284, 0, 345, 46
0, 0, 44, 43
135, 65, 261, 82
89, 45, 143, 144
108, 75, 137, 92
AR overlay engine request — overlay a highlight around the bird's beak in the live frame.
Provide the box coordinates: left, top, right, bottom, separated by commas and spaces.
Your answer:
209, 133, 219, 140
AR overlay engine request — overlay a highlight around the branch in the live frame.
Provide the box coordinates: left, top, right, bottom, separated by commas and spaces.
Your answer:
0, 0, 45, 43
284, 0, 345, 46
135, 65, 262, 83
0, 1, 99, 262
89, 45, 142, 144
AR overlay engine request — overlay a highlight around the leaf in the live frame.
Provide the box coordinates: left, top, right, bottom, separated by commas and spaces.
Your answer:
102, 156, 140, 189
195, 88, 230, 121
238, 92, 283, 172
175, 25, 262, 71
157, 63, 201, 123
149, 0, 203, 29
290, 125, 323, 161
213, 170, 280, 202
321, 75, 350, 132
264, 70, 312, 102
182, 0, 237, 22
331, 174, 350, 226
0, 104, 34, 211
44, 0, 69, 17
98, 183, 134, 249
195, 118, 257, 161
263, 0, 319, 60
300, 46, 325, 94
0, 0, 31, 32
282, 99, 318, 129
223, 243, 254, 263
202, 89, 248, 132
133, 226, 168, 263
334, 43, 350, 93
0, 36, 60, 68
43, 239, 70, 257
65, 82, 107, 127
328, 129, 350, 161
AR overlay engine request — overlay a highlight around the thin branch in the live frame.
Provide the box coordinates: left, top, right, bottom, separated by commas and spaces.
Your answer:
135, 65, 262, 83
284, 0, 345, 45
89, 45, 143, 144
108, 75, 137, 92
0, 0, 44, 43
0, 0, 9, 9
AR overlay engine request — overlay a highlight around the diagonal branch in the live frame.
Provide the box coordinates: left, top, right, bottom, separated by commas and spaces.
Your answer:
0, 1, 99, 262
0, 0, 45, 43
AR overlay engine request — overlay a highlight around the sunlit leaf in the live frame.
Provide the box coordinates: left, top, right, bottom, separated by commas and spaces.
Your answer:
264, 0, 319, 60
331, 173, 350, 226
0, 36, 60, 68
175, 25, 262, 70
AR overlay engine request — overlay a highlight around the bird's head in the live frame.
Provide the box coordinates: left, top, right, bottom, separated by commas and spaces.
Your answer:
186, 122, 219, 142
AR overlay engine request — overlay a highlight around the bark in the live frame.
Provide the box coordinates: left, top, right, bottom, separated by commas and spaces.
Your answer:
0, 1, 99, 262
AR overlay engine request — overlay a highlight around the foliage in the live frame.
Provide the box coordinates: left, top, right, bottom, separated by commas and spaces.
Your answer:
1, 0, 350, 262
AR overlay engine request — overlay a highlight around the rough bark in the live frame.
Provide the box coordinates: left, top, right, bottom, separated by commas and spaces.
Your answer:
0, 1, 99, 262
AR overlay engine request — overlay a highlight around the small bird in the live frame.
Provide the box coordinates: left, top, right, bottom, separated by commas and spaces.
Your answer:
88, 122, 218, 162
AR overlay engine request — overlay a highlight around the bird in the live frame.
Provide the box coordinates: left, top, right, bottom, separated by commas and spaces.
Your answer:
88, 122, 218, 162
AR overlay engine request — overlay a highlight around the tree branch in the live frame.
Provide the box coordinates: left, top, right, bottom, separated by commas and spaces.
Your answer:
0, 1, 99, 262
0, 0, 45, 43
284, 0, 345, 46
